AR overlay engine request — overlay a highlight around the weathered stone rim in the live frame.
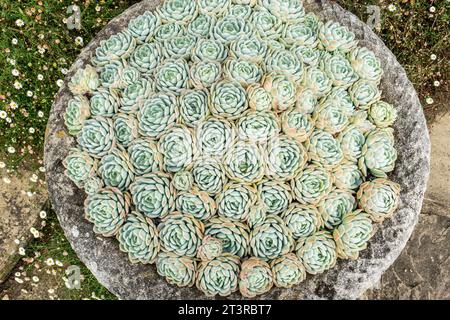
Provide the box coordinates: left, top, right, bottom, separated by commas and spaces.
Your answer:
44, 0, 431, 300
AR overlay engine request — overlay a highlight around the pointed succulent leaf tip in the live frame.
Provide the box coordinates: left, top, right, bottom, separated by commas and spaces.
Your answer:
205, 216, 250, 258
117, 211, 160, 264
271, 253, 306, 288
295, 231, 337, 275
158, 212, 205, 257
357, 178, 400, 223
239, 257, 273, 298
196, 254, 240, 297
333, 210, 374, 260
197, 236, 223, 262
157, 252, 197, 287
84, 187, 130, 237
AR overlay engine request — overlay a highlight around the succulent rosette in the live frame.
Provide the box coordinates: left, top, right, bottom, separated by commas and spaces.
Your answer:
332, 161, 365, 191
129, 173, 175, 219
359, 128, 397, 177
239, 257, 273, 298
282, 22, 318, 48
64, 96, 91, 135
263, 73, 297, 113
84, 177, 104, 196
307, 130, 344, 169
198, 0, 230, 16
224, 59, 263, 87
113, 113, 139, 148
281, 204, 323, 240
259, 0, 305, 23
99, 61, 125, 89
84, 187, 130, 237
291, 46, 321, 67
127, 10, 161, 43
90, 89, 119, 118
155, 59, 190, 94
154, 23, 186, 42
196, 117, 235, 158
189, 61, 222, 89
228, 4, 253, 19
319, 52, 359, 88
270, 253, 306, 288
281, 108, 315, 142
313, 101, 350, 135
349, 80, 381, 109
158, 213, 204, 257
265, 136, 308, 181
162, 34, 196, 60
156, 252, 197, 287
213, 15, 252, 44
224, 141, 265, 184
175, 189, 217, 221
209, 80, 248, 120
77, 117, 115, 158
318, 189, 356, 229
246, 205, 267, 229
291, 164, 333, 205
333, 210, 374, 260
93, 31, 136, 66
63, 148, 97, 188
117, 212, 160, 264
250, 215, 294, 260
318, 21, 358, 53
229, 37, 268, 64
137, 93, 178, 139
349, 47, 383, 84
119, 65, 141, 88
120, 78, 154, 114
250, 7, 283, 41
237, 110, 279, 143
188, 14, 217, 38
158, 125, 194, 173
172, 171, 194, 192
295, 88, 318, 114
265, 49, 304, 83
178, 90, 209, 128
301, 67, 332, 98
129, 43, 162, 75
157, 0, 198, 24
295, 231, 337, 274
196, 254, 241, 297
98, 149, 134, 191
247, 84, 274, 112
205, 217, 250, 258
337, 125, 366, 162
192, 39, 228, 63
197, 236, 223, 262
127, 138, 162, 176
357, 178, 401, 223
257, 180, 292, 215
324, 87, 355, 115
192, 157, 227, 196
68, 65, 99, 95
351, 110, 376, 133
217, 183, 257, 221
368, 101, 397, 128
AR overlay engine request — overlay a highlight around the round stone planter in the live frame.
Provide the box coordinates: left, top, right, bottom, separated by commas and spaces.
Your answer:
44, 0, 430, 300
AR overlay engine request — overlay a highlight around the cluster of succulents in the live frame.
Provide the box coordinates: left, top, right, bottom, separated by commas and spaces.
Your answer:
63, 0, 400, 298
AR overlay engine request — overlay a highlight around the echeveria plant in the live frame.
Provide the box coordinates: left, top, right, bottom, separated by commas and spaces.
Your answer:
64, 0, 400, 298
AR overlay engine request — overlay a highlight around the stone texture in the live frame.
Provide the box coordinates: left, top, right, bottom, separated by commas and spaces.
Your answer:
44, 0, 431, 300
0, 171, 48, 283
362, 113, 450, 300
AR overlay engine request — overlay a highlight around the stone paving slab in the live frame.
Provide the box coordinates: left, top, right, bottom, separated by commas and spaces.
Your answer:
0, 172, 47, 283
